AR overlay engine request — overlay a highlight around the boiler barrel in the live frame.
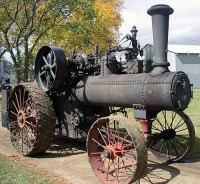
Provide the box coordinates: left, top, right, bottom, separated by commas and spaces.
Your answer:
75, 71, 191, 111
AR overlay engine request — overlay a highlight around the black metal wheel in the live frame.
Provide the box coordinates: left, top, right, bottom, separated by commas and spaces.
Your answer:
149, 110, 195, 162
35, 46, 68, 92
8, 83, 56, 155
87, 116, 147, 184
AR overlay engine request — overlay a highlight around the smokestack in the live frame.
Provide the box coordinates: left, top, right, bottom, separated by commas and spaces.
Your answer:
147, 4, 174, 75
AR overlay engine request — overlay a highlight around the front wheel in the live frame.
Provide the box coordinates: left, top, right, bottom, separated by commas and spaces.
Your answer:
87, 115, 147, 184
149, 110, 195, 162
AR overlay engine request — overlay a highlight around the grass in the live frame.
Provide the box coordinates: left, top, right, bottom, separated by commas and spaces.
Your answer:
184, 89, 200, 154
0, 154, 54, 184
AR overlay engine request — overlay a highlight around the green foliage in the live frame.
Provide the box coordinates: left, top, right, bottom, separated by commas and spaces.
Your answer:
0, 0, 123, 81
0, 154, 54, 184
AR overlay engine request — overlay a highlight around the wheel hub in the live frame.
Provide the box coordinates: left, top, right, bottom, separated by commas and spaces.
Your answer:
17, 110, 26, 129
103, 143, 124, 159
42, 65, 50, 71
160, 128, 176, 140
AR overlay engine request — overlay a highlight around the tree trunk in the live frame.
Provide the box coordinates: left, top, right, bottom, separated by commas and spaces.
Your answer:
15, 65, 21, 83
24, 41, 29, 82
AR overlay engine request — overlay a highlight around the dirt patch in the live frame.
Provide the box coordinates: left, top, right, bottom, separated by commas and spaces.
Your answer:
1, 126, 200, 184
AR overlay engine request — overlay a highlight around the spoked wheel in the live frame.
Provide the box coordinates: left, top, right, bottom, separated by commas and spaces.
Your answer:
87, 116, 147, 184
149, 110, 195, 162
35, 46, 68, 92
8, 83, 56, 155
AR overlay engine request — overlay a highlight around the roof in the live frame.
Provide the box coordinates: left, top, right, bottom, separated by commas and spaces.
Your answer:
168, 45, 200, 54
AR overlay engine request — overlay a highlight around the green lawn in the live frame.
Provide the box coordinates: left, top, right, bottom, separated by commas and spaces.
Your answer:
0, 154, 54, 184
185, 89, 200, 154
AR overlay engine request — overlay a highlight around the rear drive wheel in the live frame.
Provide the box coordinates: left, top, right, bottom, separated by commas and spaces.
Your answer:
87, 115, 147, 183
8, 83, 56, 155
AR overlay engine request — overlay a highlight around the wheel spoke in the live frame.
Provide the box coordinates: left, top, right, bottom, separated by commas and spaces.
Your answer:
121, 132, 129, 145
91, 152, 104, 155
106, 159, 112, 180
46, 74, 51, 88
112, 159, 119, 181
25, 120, 36, 128
12, 101, 19, 113
42, 56, 49, 66
151, 124, 162, 132
87, 116, 147, 183
92, 138, 106, 148
174, 121, 185, 130
50, 70, 55, 80
156, 117, 165, 131
173, 118, 183, 129
50, 62, 56, 69
10, 111, 18, 117
170, 111, 177, 128
162, 111, 168, 129
176, 127, 188, 133
97, 157, 107, 170
168, 139, 180, 158
40, 70, 47, 76
173, 137, 187, 149
14, 92, 20, 110
19, 88, 22, 110
158, 139, 165, 156
97, 128, 108, 146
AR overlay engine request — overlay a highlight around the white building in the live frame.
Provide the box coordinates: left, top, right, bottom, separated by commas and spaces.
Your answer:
144, 44, 200, 88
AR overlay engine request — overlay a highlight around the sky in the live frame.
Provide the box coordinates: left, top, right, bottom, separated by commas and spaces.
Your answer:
119, 0, 200, 47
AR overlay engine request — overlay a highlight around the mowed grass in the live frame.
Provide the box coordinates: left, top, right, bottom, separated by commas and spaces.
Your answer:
185, 89, 200, 154
0, 154, 54, 184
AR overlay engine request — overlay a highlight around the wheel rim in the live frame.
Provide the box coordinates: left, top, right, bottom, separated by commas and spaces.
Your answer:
9, 85, 37, 155
87, 116, 147, 184
8, 83, 56, 155
149, 110, 195, 162
35, 46, 68, 92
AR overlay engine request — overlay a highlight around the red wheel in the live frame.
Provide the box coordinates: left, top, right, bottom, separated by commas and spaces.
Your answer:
87, 116, 147, 184
8, 83, 56, 155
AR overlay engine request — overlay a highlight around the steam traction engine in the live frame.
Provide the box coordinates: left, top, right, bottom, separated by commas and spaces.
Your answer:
6, 5, 194, 184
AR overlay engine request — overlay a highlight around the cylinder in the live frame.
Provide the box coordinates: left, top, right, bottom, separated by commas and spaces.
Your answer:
147, 4, 174, 75
74, 72, 191, 111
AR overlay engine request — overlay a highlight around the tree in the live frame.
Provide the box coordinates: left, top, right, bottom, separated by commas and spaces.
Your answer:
0, 0, 123, 82
0, 0, 94, 82
44, 0, 123, 57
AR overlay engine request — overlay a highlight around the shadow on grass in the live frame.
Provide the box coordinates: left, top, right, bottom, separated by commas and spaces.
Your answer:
184, 136, 200, 163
